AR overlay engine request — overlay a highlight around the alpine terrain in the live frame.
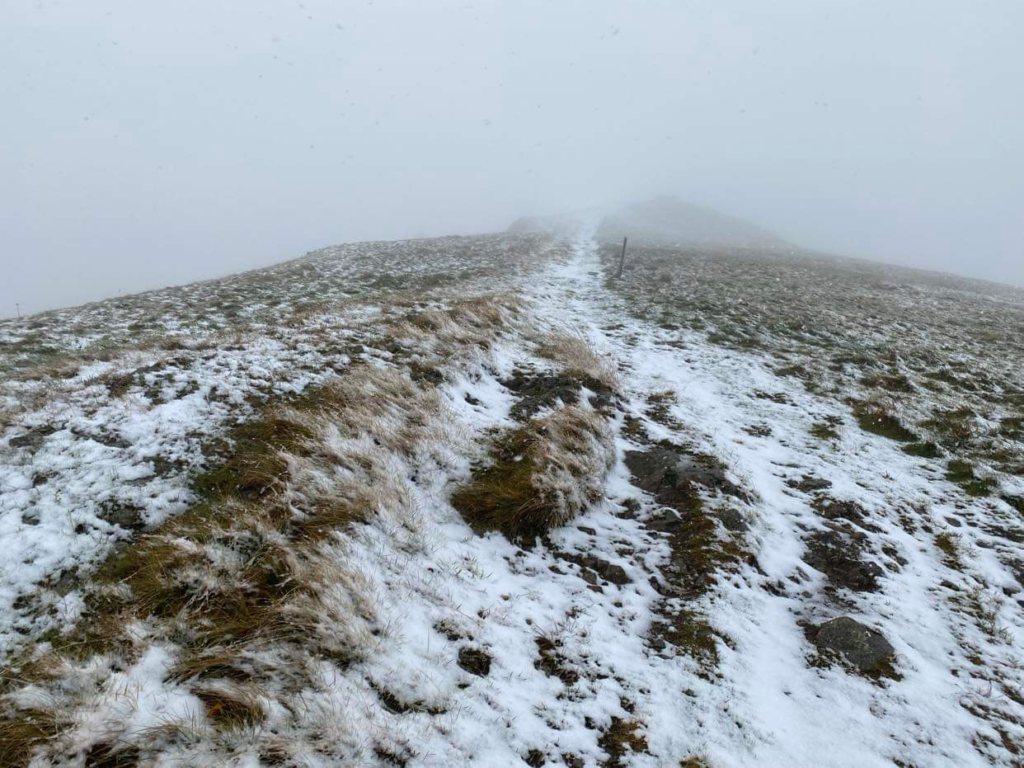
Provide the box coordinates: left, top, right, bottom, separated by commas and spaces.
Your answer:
1, 201, 1022, 767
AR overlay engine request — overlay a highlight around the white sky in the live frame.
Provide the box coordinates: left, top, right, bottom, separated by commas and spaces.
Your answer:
3, 0, 1023, 315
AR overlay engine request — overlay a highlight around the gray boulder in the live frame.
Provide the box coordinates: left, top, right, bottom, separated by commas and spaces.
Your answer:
814, 617, 895, 676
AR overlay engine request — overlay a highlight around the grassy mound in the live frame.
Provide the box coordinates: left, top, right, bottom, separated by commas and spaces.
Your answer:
452, 406, 614, 543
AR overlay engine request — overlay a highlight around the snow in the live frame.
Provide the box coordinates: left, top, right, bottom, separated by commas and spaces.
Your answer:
1, 227, 1021, 765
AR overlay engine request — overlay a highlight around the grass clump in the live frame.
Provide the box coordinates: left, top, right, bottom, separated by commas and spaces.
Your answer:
945, 459, 996, 497
452, 406, 614, 543
194, 685, 266, 729
598, 718, 649, 767
861, 372, 914, 393
809, 416, 842, 441
902, 440, 942, 458
0, 708, 60, 767
852, 398, 917, 442
935, 531, 965, 570
536, 333, 618, 390
921, 407, 981, 450
195, 413, 314, 501
0, 361, 453, 761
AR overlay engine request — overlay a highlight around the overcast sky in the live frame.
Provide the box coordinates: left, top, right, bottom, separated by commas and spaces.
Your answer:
3, 0, 1022, 316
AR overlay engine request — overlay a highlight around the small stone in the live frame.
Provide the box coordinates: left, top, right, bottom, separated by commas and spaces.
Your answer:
716, 508, 748, 532
789, 475, 832, 493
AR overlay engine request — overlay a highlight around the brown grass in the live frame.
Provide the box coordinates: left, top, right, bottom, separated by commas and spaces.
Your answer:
0, 708, 60, 766
194, 685, 266, 729
452, 406, 614, 542
536, 333, 618, 390
0, 294, 533, 762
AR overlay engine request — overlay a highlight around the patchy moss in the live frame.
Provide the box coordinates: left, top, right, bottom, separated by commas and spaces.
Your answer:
534, 634, 579, 685
598, 718, 649, 767
998, 415, 1024, 440
946, 460, 997, 497
853, 399, 918, 442
809, 416, 842, 441
644, 390, 680, 427
649, 608, 719, 667
902, 440, 942, 458
621, 415, 650, 443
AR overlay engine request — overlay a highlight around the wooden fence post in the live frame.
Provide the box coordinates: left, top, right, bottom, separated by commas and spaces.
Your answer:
615, 237, 628, 279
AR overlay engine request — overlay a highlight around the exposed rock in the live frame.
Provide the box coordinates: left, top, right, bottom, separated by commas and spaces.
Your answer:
812, 616, 896, 676
97, 501, 146, 532
8, 424, 57, 451
624, 447, 744, 504
716, 508, 748, 533
804, 526, 883, 592
788, 475, 832, 493
502, 369, 614, 421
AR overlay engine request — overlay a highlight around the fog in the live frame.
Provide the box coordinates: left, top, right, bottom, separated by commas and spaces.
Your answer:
3, 0, 1022, 316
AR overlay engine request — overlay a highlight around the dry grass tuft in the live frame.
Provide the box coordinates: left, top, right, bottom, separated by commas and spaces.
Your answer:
194, 684, 266, 729
0, 293, 530, 762
452, 406, 614, 542
536, 332, 618, 389
0, 707, 60, 767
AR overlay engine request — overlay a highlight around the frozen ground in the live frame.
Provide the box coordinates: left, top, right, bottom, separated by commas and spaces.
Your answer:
0, 224, 1021, 766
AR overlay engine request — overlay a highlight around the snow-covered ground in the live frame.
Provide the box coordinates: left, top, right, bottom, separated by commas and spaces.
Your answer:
1, 227, 1021, 766
526, 232, 1023, 766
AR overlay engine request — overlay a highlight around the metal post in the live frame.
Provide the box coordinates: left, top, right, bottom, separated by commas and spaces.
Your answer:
615, 237, 628, 278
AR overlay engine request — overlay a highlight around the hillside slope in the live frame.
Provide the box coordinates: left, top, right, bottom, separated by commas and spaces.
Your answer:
1, 220, 1022, 766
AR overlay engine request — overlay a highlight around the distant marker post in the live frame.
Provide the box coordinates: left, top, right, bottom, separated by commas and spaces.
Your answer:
615, 237, 628, 279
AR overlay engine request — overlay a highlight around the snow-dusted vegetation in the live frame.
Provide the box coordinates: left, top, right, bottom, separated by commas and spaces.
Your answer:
1, 222, 1022, 766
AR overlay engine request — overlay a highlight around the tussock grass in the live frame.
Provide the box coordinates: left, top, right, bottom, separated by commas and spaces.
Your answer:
536, 333, 618, 390
452, 406, 615, 542
0, 708, 59, 766
0, 296, 518, 764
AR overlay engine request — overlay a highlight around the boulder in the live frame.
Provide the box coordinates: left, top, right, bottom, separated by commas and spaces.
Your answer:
814, 617, 895, 675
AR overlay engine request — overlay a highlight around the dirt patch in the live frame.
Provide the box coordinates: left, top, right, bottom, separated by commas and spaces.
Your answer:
534, 635, 579, 685
624, 446, 744, 503
597, 718, 649, 767
457, 647, 492, 677
552, 549, 631, 587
